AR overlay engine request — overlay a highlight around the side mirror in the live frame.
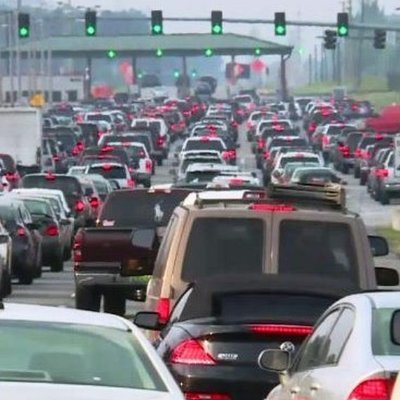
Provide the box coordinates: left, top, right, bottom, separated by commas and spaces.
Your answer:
0, 234, 9, 244
376, 267, 399, 286
258, 349, 291, 373
368, 235, 389, 257
134, 312, 164, 330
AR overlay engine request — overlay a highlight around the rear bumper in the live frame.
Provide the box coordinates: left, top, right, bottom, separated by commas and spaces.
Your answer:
133, 172, 152, 183
383, 183, 400, 193
41, 238, 63, 263
169, 364, 277, 400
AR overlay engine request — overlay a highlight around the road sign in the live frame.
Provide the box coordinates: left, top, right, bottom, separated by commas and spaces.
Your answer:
225, 63, 250, 79
29, 93, 45, 107
395, 134, 400, 177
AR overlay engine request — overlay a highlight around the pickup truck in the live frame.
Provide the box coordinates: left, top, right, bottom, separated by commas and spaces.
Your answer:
73, 187, 194, 315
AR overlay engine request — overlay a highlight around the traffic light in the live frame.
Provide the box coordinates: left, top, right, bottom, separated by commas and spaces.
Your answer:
274, 12, 286, 36
137, 70, 143, 79
18, 13, 30, 38
324, 30, 337, 50
151, 10, 163, 35
337, 12, 349, 37
85, 10, 97, 36
255, 48, 262, 56
107, 50, 117, 59
374, 29, 386, 49
204, 48, 214, 57
156, 48, 163, 57
211, 10, 223, 35
173, 70, 180, 78
191, 69, 197, 78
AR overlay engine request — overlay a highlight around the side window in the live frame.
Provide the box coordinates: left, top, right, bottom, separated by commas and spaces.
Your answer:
153, 215, 178, 278
319, 307, 354, 366
292, 309, 340, 373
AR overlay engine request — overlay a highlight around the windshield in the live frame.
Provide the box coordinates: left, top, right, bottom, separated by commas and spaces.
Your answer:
0, 320, 166, 390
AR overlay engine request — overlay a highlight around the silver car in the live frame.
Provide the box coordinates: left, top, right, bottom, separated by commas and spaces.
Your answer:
259, 291, 400, 400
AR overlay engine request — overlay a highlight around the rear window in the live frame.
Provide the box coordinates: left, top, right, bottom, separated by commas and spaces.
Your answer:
326, 126, 344, 136
0, 206, 17, 230
22, 176, 82, 197
358, 136, 392, 149
184, 140, 224, 152
23, 199, 52, 218
281, 156, 319, 168
87, 114, 112, 123
269, 138, 306, 148
99, 191, 190, 227
278, 220, 358, 282
88, 166, 126, 180
346, 133, 362, 150
372, 308, 400, 356
182, 218, 264, 281
0, 154, 16, 172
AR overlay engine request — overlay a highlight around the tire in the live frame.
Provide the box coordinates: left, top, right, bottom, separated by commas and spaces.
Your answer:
354, 166, 360, 179
104, 293, 126, 316
144, 180, 151, 188
380, 191, 390, 205
75, 285, 101, 312
50, 254, 64, 272
18, 270, 34, 285
2, 270, 11, 296
360, 173, 367, 186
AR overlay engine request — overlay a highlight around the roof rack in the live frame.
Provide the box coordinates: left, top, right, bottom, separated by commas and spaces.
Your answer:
267, 183, 346, 210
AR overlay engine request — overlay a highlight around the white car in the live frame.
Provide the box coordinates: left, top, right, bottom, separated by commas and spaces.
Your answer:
260, 291, 400, 400
0, 302, 185, 400
67, 166, 87, 176
181, 137, 227, 159
84, 163, 134, 189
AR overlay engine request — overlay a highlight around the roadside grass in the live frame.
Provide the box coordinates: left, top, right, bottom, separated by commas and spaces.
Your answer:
376, 226, 400, 255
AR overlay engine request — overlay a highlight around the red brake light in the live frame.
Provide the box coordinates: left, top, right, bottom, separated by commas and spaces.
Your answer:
89, 197, 99, 208
101, 145, 114, 153
322, 135, 330, 146
257, 138, 266, 149
347, 378, 395, 400
170, 339, 216, 365
249, 324, 313, 336
263, 151, 270, 160
5, 172, 18, 182
75, 200, 85, 213
17, 226, 26, 237
229, 178, 244, 185
45, 172, 56, 181
77, 141, 84, 151
157, 137, 165, 146
72, 146, 79, 156
156, 298, 170, 324
247, 121, 254, 129
145, 159, 153, 172
250, 204, 295, 212
376, 168, 389, 178
53, 155, 60, 161
355, 149, 362, 158
127, 178, 135, 188
375, 134, 384, 140
73, 231, 82, 264
45, 224, 59, 237
185, 393, 231, 400
102, 164, 112, 171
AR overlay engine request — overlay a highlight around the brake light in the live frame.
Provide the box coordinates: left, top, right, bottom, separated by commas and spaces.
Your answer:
17, 226, 26, 237
339, 145, 350, 157
347, 378, 395, 400
156, 298, 171, 324
231, 120, 238, 128
5, 172, 18, 182
171, 123, 178, 130
73, 231, 82, 264
250, 204, 295, 212
272, 124, 284, 131
263, 151, 270, 160
375, 134, 384, 140
53, 155, 60, 161
101, 145, 114, 153
249, 324, 313, 336
102, 164, 112, 171
170, 339, 216, 365
127, 178, 135, 188
230, 178, 244, 185
45, 224, 59, 237
257, 138, 266, 149
77, 141, 84, 151
355, 149, 362, 158
376, 168, 389, 178
45, 172, 56, 181
322, 135, 330, 146
145, 159, 153, 172
157, 137, 165, 146
89, 197, 99, 208
185, 393, 231, 400
75, 200, 85, 213
308, 122, 317, 133
247, 121, 254, 130
71, 146, 79, 156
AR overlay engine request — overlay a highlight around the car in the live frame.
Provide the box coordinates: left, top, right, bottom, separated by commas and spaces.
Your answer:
81, 173, 113, 202
144, 185, 396, 322
0, 302, 185, 400
21, 173, 92, 231
0, 223, 11, 298
180, 137, 228, 161
332, 131, 363, 174
67, 166, 87, 176
136, 275, 358, 400
290, 167, 343, 185
84, 163, 134, 189
259, 291, 400, 400
180, 163, 240, 187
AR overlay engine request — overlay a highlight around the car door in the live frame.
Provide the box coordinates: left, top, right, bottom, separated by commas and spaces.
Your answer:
296, 307, 355, 400
273, 309, 341, 400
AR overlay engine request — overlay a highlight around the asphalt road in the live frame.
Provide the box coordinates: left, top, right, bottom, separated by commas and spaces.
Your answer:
6, 124, 399, 309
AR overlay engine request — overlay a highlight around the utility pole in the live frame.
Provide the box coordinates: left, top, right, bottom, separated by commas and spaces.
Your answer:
308, 53, 312, 85
356, 0, 365, 90
16, 0, 21, 103
314, 45, 318, 83
8, 11, 14, 106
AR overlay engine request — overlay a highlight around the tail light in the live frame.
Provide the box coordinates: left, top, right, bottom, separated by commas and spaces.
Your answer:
128, 166, 134, 174
354, 149, 362, 158
17, 226, 26, 237
347, 377, 395, 400
249, 324, 312, 336
263, 151, 270, 160
5, 172, 18, 182
171, 123, 178, 131
185, 393, 231, 400
257, 138, 266, 150
156, 297, 170, 324
73, 231, 83, 264
247, 121, 254, 130
145, 159, 153, 172
157, 137, 165, 146
71, 146, 79, 156
77, 142, 84, 151
45, 224, 59, 237
75, 200, 85, 213
53, 155, 60, 161
89, 197, 99, 209
376, 168, 389, 178
308, 122, 317, 133
231, 120, 239, 128
322, 135, 330, 147
45, 172, 56, 181
339, 145, 350, 157
179, 121, 186, 129
170, 339, 216, 365
250, 204, 296, 212
127, 178, 135, 188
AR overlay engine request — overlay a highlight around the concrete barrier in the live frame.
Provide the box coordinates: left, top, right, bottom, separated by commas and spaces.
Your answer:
392, 208, 400, 231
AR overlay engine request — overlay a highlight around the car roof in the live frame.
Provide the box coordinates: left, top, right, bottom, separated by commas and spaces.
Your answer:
89, 162, 124, 168
186, 163, 238, 172
0, 303, 129, 330
335, 291, 400, 309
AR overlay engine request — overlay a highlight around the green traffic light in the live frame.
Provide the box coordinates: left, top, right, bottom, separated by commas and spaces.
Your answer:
174, 71, 180, 78
156, 48, 163, 57
212, 24, 222, 34
153, 24, 162, 34
107, 50, 117, 59
255, 48, 261, 56
338, 26, 348, 37
86, 25, 95, 36
19, 27, 28, 37
191, 70, 197, 78
275, 25, 286, 35
205, 48, 213, 57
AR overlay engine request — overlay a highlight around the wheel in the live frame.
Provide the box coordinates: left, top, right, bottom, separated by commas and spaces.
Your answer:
5, 270, 12, 296
104, 293, 126, 316
18, 270, 34, 285
360, 173, 367, 186
144, 180, 151, 188
354, 166, 360, 179
380, 191, 390, 205
75, 285, 101, 311
157, 158, 163, 166
50, 254, 64, 272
